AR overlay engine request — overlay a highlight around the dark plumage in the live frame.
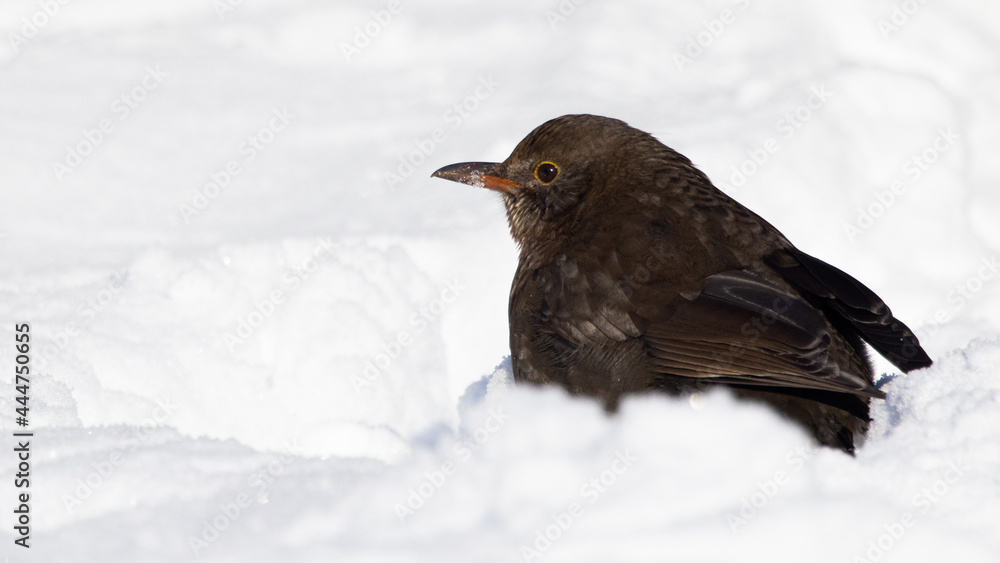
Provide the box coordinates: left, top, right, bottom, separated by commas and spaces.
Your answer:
432, 114, 932, 453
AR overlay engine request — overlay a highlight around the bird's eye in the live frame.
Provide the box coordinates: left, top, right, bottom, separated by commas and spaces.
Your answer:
534, 161, 560, 184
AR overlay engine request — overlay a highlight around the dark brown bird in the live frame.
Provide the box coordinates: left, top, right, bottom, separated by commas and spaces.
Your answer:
431, 114, 932, 453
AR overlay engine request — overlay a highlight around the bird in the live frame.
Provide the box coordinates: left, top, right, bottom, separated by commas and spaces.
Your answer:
431, 114, 932, 453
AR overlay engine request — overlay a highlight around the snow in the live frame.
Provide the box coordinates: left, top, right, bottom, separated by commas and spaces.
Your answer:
1, 0, 999, 561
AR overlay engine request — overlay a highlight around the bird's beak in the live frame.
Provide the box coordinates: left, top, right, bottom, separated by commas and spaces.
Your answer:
431, 162, 521, 193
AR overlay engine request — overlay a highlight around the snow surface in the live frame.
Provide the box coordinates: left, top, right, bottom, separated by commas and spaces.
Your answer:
1, 0, 999, 561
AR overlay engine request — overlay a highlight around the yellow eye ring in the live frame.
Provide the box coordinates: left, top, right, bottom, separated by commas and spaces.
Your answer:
534, 161, 560, 184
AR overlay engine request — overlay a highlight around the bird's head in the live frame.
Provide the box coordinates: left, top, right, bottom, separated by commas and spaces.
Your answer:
432, 114, 672, 256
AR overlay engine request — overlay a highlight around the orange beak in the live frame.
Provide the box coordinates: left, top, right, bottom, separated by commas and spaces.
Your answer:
431, 162, 521, 193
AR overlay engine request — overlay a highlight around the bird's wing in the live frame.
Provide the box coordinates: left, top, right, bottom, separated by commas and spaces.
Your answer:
765, 248, 933, 372
637, 270, 885, 398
